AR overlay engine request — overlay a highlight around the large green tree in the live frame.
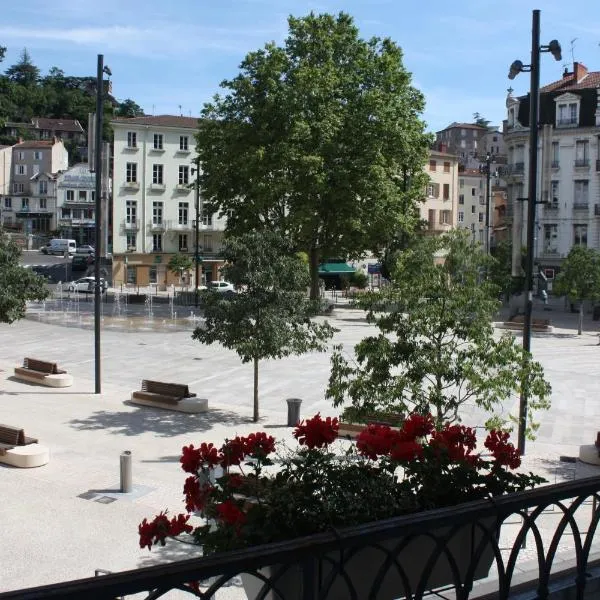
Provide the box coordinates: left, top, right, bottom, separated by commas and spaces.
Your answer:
0, 228, 48, 323
327, 230, 551, 435
192, 232, 335, 422
196, 12, 431, 300
5, 48, 40, 86
553, 246, 600, 335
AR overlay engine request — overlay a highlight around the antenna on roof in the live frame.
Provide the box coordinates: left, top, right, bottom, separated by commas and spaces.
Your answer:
152, 104, 155, 115
570, 38, 577, 66
178, 104, 182, 116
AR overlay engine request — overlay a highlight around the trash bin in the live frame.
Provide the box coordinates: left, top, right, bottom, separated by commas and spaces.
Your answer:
286, 398, 302, 427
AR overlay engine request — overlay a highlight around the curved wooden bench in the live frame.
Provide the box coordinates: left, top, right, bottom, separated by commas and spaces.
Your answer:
130, 379, 207, 413
14, 357, 73, 388
0, 424, 49, 468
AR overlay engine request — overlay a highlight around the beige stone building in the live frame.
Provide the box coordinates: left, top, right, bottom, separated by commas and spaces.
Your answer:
420, 148, 459, 234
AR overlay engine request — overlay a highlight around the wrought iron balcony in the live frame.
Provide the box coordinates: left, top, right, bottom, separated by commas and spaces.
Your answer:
595, 204, 600, 216
551, 160, 560, 169
574, 158, 590, 168
556, 117, 578, 127
121, 219, 139, 230
573, 202, 589, 211
2, 477, 600, 600
596, 159, 600, 172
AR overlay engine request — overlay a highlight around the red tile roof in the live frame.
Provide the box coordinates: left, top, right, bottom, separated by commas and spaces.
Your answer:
111, 115, 200, 128
540, 70, 600, 92
32, 118, 83, 132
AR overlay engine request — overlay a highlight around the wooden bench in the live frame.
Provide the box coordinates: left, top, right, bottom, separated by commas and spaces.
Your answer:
14, 357, 73, 388
501, 316, 553, 333
130, 380, 208, 413
0, 424, 49, 468
337, 413, 405, 440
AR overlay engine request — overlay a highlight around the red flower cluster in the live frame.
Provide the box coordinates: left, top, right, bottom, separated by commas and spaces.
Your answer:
216, 500, 246, 527
180, 442, 220, 474
356, 414, 434, 461
244, 432, 276, 458
293, 413, 339, 449
220, 437, 247, 467
183, 476, 213, 512
484, 430, 521, 469
138, 511, 192, 550
430, 424, 478, 464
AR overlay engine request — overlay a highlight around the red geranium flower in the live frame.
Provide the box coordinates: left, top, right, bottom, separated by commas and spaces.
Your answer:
485, 430, 521, 469
216, 500, 246, 528
356, 424, 402, 460
389, 440, 423, 462
220, 437, 247, 467
400, 413, 435, 441
183, 475, 213, 512
138, 511, 190, 549
293, 413, 339, 449
430, 424, 478, 463
180, 442, 220, 473
244, 432, 276, 458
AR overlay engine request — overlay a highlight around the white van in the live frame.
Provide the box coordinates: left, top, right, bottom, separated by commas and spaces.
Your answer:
49, 239, 77, 256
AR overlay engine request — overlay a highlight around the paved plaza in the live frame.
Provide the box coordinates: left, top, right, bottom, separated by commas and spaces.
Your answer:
1, 301, 600, 595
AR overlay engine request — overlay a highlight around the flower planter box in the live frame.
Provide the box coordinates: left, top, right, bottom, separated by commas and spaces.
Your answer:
242, 518, 497, 600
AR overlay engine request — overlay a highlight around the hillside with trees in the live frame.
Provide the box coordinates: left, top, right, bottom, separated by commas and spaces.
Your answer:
0, 46, 144, 159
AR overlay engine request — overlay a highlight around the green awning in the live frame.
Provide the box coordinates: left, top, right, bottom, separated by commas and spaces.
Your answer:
318, 262, 356, 275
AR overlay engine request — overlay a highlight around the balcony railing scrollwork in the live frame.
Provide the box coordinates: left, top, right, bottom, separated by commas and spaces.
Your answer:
2, 476, 600, 600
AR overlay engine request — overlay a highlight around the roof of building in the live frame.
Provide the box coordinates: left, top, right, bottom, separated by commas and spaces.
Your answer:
540, 63, 600, 93
111, 115, 200, 128
32, 118, 83, 132
437, 122, 488, 133
13, 140, 57, 149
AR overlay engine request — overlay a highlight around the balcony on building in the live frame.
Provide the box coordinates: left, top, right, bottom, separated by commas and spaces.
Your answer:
122, 181, 140, 191
121, 219, 140, 231
573, 202, 589, 211
556, 117, 578, 128
149, 219, 169, 231
170, 221, 193, 231
574, 158, 590, 169
149, 183, 166, 193
596, 159, 600, 172
174, 184, 191, 194
543, 201, 559, 214
551, 160, 560, 170
594, 204, 600, 216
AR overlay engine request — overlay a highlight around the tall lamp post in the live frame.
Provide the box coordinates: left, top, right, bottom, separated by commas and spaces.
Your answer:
192, 159, 202, 308
508, 9, 561, 454
92, 55, 111, 395
480, 152, 495, 254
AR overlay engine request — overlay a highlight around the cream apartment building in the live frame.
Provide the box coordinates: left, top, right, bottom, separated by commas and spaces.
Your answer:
111, 115, 226, 288
457, 169, 487, 245
421, 148, 458, 234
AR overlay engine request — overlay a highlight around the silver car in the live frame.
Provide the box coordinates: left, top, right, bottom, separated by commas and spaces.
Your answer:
67, 277, 108, 293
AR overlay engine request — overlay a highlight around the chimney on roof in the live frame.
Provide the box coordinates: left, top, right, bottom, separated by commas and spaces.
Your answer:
563, 67, 571, 79
574, 62, 588, 82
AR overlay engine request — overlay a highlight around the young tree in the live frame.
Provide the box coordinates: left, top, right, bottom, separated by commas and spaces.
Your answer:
553, 246, 600, 335
167, 253, 194, 286
0, 228, 48, 323
196, 12, 432, 301
5, 48, 40, 86
192, 232, 335, 422
327, 230, 551, 434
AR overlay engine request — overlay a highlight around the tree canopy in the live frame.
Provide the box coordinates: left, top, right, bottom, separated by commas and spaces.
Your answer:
167, 253, 194, 284
0, 47, 144, 156
553, 246, 600, 334
196, 12, 432, 300
192, 231, 335, 421
327, 230, 551, 435
0, 228, 49, 323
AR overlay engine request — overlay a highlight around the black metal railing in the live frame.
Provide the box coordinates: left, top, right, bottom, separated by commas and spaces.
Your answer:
2, 477, 600, 600
574, 159, 590, 168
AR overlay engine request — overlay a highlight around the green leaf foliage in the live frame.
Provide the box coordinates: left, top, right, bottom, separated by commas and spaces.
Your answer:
0, 228, 49, 323
192, 232, 336, 420
195, 12, 432, 298
167, 253, 194, 282
327, 230, 551, 435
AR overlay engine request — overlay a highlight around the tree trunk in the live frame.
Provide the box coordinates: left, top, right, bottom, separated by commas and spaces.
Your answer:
579, 301, 584, 335
309, 246, 320, 302
253, 357, 259, 422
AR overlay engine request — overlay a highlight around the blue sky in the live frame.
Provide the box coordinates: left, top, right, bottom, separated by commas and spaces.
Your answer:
1, 0, 599, 133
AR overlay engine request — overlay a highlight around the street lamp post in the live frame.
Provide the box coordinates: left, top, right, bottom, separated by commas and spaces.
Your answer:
508, 9, 561, 454
92, 54, 111, 395
192, 159, 202, 308
481, 152, 495, 255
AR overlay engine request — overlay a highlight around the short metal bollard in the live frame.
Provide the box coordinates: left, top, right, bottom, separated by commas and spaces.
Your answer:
120, 450, 132, 493
286, 398, 302, 427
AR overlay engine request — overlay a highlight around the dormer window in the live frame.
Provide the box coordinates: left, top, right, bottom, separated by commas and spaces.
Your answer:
555, 93, 580, 128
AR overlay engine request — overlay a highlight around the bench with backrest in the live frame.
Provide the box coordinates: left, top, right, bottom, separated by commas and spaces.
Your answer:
132, 380, 197, 405
14, 357, 73, 387
503, 315, 552, 331
0, 424, 49, 468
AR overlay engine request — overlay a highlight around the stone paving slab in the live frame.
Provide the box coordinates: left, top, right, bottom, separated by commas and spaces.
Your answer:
1, 308, 600, 596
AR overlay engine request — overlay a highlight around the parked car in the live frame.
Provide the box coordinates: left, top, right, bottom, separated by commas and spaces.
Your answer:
208, 281, 236, 293
76, 245, 95, 254
72, 255, 93, 271
67, 277, 107, 293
